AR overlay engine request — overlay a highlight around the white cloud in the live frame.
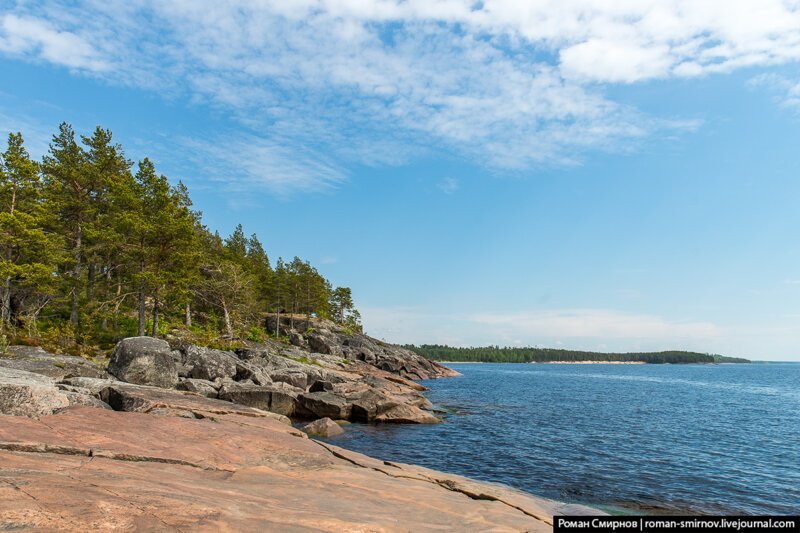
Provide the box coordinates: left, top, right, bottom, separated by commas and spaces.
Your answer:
0, 14, 107, 71
560, 39, 673, 83
174, 134, 347, 196
361, 306, 720, 347
469, 309, 720, 340
437, 177, 459, 194
2, 1, 800, 190
749, 73, 800, 111
361, 305, 800, 359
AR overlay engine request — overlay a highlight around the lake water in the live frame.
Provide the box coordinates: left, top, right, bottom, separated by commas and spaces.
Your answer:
334, 363, 800, 515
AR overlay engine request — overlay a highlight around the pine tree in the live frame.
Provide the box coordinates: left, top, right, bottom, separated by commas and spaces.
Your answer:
0, 133, 61, 334
42, 123, 91, 330
331, 287, 354, 324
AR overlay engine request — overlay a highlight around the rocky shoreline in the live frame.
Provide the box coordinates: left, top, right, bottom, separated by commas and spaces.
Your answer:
1, 317, 602, 530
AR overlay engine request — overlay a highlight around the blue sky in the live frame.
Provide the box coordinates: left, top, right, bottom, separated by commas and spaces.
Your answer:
2, 1, 800, 360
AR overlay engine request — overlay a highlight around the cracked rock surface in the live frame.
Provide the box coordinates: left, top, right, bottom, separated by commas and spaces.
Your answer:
0, 407, 600, 531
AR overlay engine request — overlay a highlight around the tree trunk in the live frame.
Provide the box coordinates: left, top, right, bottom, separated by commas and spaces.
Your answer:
137, 291, 146, 337
290, 293, 296, 330
101, 265, 112, 330
1, 277, 10, 327
3, 190, 15, 327
185, 301, 192, 327
151, 293, 159, 337
222, 298, 233, 338
114, 271, 122, 333
70, 222, 82, 328
137, 254, 146, 336
86, 261, 95, 300
275, 310, 280, 338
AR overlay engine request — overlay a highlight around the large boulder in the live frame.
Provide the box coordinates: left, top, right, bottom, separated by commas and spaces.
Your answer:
233, 360, 273, 386
307, 333, 342, 356
0, 367, 70, 417
297, 391, 351, 420
374, 404, 440, 424
98, 382, 291, 424
348, 389, 399, 423
59, 376, 119, 396
217, 382, 271, 410
62, 391, 112, 410
302, 417, 344, 438
217, 382, 300, 417
177, 378, 219, 398
107, 337, 178, 389
183, 346, 238, 382
270, 371, 307, 390
0, 345, 108, 380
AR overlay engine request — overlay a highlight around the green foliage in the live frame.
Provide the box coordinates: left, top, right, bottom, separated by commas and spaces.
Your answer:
712, 354, 751, 363
39, 323, 84, 356
287, 355, 322, 366
406, 345, 726, 364
0, 124, 362, 350
246, 325, 267, 343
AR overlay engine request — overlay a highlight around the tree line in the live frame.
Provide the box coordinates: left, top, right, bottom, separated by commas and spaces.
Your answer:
0, 124, 360, 352
405, 345, 725, 364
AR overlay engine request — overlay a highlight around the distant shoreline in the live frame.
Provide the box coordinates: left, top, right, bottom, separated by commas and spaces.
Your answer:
438, 360, 647, 364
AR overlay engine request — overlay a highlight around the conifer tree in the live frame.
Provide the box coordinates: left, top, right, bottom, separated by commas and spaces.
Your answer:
0, 133, 60, 333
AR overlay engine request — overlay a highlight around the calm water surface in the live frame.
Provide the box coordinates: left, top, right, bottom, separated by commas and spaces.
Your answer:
334, 363, 800, 515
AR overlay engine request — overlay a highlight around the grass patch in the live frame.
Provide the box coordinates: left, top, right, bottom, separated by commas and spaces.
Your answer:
287, 355, 322, 367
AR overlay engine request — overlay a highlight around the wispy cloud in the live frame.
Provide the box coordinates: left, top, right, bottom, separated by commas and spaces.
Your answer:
749, 74, 800, 111
469, 309, 720, 340
2, 1, 800, 190
174, 134, 347, 196
0, 108, 56, 157
437, 177, 459, 194
361, 306, 721, 348
0, 14, 108, 71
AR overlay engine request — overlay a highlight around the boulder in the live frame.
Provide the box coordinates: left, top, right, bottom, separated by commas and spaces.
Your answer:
297, 391, 351, 420
374, 404, 440, 424
62, 391, 112, 410
309, 380, 334, 392
217, 382, 271, 410
0, 367, 70, 417
0, 345, 108, 380
302, 417, 344, 438
59, 376, 119, 396
307, 334, 342, 356
218, 382, 299, 417
348, 389, 398, 422
98, 382, 291, 424
289, 332, 307, 348
234, 360, 273, 386
270, 371, 307, 390
183, 346, 238, 382
107, 337, 178, 389
177, 378, 219, 398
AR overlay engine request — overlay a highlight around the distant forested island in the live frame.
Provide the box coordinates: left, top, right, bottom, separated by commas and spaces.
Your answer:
406, 345, 751, 364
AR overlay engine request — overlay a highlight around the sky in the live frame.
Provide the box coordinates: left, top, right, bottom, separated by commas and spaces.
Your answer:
1, 1, 800, 360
